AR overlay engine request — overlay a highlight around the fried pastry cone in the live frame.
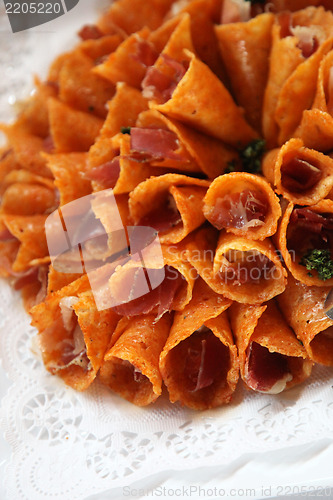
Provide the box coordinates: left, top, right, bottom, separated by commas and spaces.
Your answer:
297, 51, 333, 152
213, 232, 287, 304
77, 33, 123, 61
45, 153, 92, 205
203, 172, 281, 240
276, 199, 333, 286
262, 138, 333, 205
57, 50, 115, 119
159, 278, 238, 410
91, 82, 149, 147
129, 173, 210, 244
216, 13, 274, 131
0, 123, 52, 178
0, 169, 57, 216
263, 7, 333, 147
173, 0, 226, 81
2, 214, 49, 272
30, 275, 119, 391
99, 314, 171, 406
48, 98, 103, 153
14, 78, 58, 138
97, 0, 175, 35
150, 51, 258, 148
278, 274, 333, 366
229, 301, 312, 394
135, 109, 238, 177
185, 226, 286, 304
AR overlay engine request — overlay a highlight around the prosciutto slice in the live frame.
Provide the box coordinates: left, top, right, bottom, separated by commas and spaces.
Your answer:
137, 194, 182, 233
141, 54, 186, 103
291, 25, 319, 59
207, 190, 268, 231
221, 0, 251, 24
130, 128, 184, 162
85, 157, 121, 188
184, 327, 230, 392
0, 227, 17, 242
290, 208, 333, 234
278, 13, 319, 58
78, 24, 104, 41
111, 265, 184, 317
133, 39, 158, 67
222, 252, 274, 286
281, 157, 322, 193
245, 342, 292, 394
50, 296, 91, 373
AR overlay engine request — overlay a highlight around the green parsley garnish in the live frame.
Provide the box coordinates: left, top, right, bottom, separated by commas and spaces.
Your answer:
121, 126, 131, 135
299, 249, 333, 281
240, 138, 266, 173
225, 139, 266, 175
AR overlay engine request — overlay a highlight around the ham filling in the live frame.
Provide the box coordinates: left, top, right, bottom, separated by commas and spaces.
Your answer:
206, 190, 268, 231
13, 266, 48, 306
118, 359, 149, 383
245, 342, 292, 394
49, 296, 91, 373
0, 227, 17, 242
220, 250, 275, 285
130, 127, 189, 163
183, 326, 230, 392
137, 194, 182, 233
281, 156, 322, 193
78, 24, 104, 41
141, 54, 186, 103
278, 13, 319, 58
111, 265, 184, 318
86, 157, 121, 188
42, 135, 55, 153
288, 208, 333, 254
221, 0, 251, 24
133, 39, 158, 67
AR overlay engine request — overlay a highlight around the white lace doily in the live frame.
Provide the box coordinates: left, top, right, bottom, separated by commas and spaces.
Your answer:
1, 2, 333, 499
1, 280, 333, 500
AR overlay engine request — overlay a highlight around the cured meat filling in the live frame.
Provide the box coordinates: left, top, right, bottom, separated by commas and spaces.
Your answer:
245, 342, 292, 394
219, 250, 275, 286
288, 208, 333, 255
280, 156, 322, 193
141, 54, 187, 103
206, 190, 268, 231
310, 326, 333, 365
137, 194, 182, 233
130, 127, 190, 163
183, 327, 230, 392
278, 13, 319, 59
133, 39, 158, 67
47, 296, 91, 374
221, 0, 251, 24
86, 157, 121, 188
